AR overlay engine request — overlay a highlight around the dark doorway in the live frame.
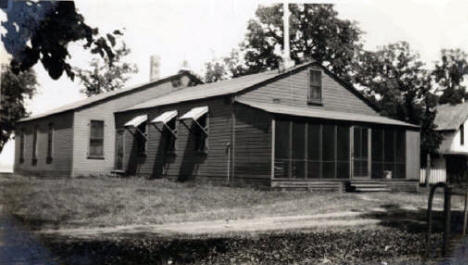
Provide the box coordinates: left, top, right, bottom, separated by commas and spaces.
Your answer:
353, 127, 369, 178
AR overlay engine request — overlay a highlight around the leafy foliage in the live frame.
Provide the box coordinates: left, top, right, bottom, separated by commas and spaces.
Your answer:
74, 39, 138, 97
44, 229, 442, 265
353, 42, 442, 155
1, 1, 121, 80
204, 4, 362, 82
0, 65, 37, 152
432, 49, 468, 105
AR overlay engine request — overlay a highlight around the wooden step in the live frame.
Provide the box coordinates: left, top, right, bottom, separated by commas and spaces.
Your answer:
354, 187, 391, 192
271, 181, 342, 191
347, 181, 391, 192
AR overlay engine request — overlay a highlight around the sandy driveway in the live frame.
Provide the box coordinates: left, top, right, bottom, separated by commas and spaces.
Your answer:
39, 210, 385, 239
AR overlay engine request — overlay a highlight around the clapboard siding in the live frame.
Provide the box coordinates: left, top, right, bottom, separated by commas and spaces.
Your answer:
71, 75, 194, 176
406, 130, 421, 180
238, 65, 378, 116
233, 104, 271, 179
14, 111, 74, 177
115, 97, 233, 180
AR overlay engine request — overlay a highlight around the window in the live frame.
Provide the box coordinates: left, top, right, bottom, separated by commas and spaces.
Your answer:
163, 118, 177, 153
32, 125, 38, 165
89, 120, 104, 158
19, 129, 24, 163
308, 69, 322, 104
461, 124, 465, 146
136, 122, 147, 155
47, 123, 53, 163
193, 115, 208, 152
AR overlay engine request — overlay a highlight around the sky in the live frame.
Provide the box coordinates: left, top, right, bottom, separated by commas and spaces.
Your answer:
1, 0, 468, 171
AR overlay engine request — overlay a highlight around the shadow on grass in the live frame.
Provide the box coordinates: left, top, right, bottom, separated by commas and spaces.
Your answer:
362, 203, 468, 235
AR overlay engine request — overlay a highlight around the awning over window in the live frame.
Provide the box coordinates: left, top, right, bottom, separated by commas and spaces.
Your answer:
151, 110, 178, 125
124, 114, 147, 127
180, 106, 208, 121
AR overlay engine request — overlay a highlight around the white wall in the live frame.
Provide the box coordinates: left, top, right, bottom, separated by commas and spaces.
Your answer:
438, 119, 468, 155
71, 76, 192, 176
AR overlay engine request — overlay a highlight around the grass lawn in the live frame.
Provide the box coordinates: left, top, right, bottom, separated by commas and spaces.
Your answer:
1, 175, 464, 264
0, 174, 452, 230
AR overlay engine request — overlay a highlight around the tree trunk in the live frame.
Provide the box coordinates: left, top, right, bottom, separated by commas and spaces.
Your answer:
425, 153, 431, 188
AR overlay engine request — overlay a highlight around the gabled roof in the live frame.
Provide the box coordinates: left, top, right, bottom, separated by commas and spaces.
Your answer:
434, 101, 468, 131
121, 64, 307, 112
236, 99, 418, 128
18, 71, 202, 123
121, 61, 380, 114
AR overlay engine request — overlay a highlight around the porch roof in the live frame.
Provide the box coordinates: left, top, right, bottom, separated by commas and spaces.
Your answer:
236, 99, 418, 128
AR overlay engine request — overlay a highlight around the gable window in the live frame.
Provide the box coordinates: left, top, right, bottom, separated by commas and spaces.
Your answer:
151, 110, 178, 154
47, 123, 54, 163
32, 125, 38, 165
308, 69, 322, 104
89, 120, 104, 158
19, 129, 24, 163
180, 106, 209, 153
461, 124, 465, 146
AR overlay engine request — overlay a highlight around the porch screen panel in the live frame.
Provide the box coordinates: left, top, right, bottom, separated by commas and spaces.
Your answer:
322, 124, 336, 178
274, 120, 290, 178
394, 130, 406, 178
292, 121, 306, 178
307, 123, 321, 178
371, 129, 384, 179
337, 125, 350, 179
383, 130, 395, 174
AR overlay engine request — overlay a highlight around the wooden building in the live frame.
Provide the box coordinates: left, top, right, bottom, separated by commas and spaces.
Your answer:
422, 102, 468, 184
14, 71, 201, 177
115, 62, 420, 191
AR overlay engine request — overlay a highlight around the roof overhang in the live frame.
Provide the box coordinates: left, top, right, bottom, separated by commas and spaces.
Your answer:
235, 99, 419, 128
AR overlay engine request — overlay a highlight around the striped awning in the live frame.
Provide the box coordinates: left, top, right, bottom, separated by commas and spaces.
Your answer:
151, 110, 178, 124
124, 114, 147, 127
180, 106, 208, 121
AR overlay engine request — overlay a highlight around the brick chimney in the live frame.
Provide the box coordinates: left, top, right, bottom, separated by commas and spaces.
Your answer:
280, 1, 294, 71
150, 55, 161, 82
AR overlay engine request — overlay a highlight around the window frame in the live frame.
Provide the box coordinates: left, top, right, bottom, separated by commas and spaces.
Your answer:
46, 122, 54, 163
163, 118, 178, 154
88, 120, 105, 159
308, 69, 323, 105
135, 122, 148, 156
193, 114, 209, 153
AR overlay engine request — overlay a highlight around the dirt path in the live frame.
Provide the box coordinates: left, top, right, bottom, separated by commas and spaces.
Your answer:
39, 210, 382, 239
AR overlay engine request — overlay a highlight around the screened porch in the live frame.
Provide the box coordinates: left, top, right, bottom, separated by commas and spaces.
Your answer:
273, 118, 406, 180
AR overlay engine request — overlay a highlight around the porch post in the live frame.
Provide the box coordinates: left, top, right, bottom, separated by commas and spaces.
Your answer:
350, 126, 354, 179
271, 118, 276, 180
368, 128, 372, 179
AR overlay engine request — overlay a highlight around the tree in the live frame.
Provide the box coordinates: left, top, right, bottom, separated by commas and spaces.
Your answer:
0, 65, 37, 152
1, 1, 121, 80
353, 42, 442, 174
74, 39, 138, 97
432, 49, 468, 105
204, 4, 362, 82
